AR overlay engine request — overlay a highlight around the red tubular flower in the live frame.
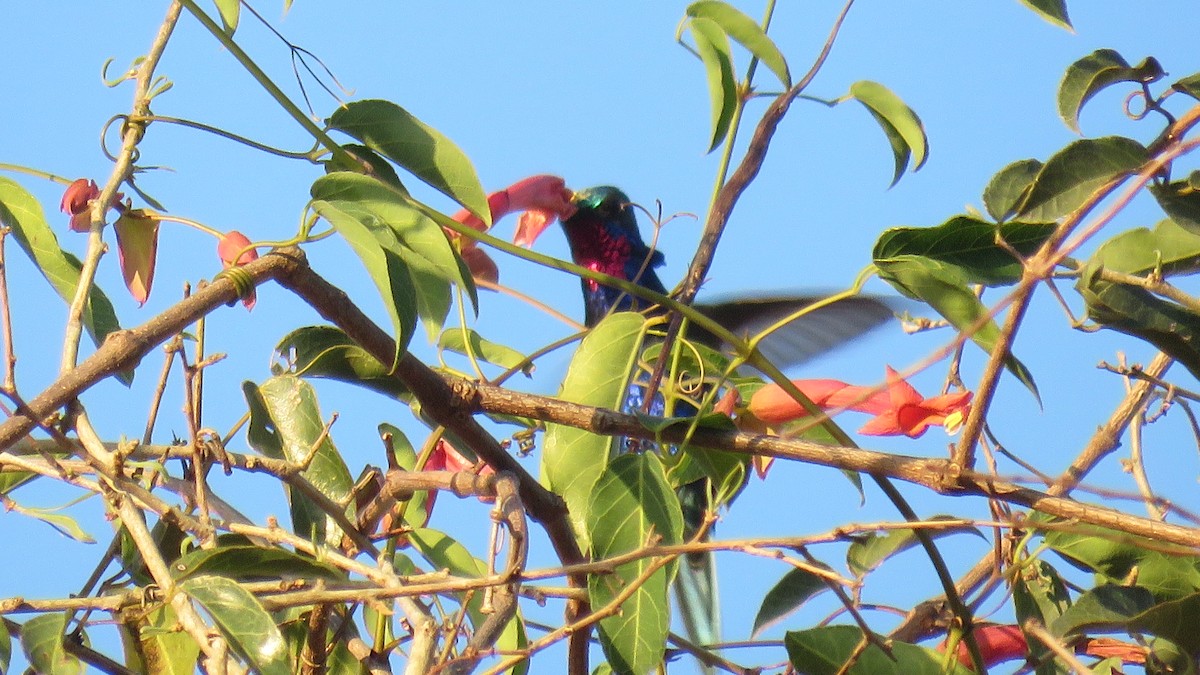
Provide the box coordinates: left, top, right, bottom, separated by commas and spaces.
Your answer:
449, 175, 576, 281
60, 179, 101, 232
217, 230, 259, 310
747, 367, 972, 439
941, 624, 1028, 670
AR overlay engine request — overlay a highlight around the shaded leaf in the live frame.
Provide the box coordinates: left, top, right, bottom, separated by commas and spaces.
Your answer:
1149, 179, 1200, 235
0, 177, 126, 381
752, 566, 831, 637
1016, 0, 1071, 31
685, 1, 790, 87
113, 209, 160, 305
587, 454, 684, 675
543, 313, 647, 547
1172, 73, 1200, 101
378, 423, 431, 526
1016, 137, 1147, 221
874, 216, 1055, 286
0, 613, 9, 675
846, 516, 980, 577
324, 142, 405, 189
1013, 559, 1072, 675
983, 159, 1042, 222
172, 544, 346, 582
1088, 218, 1200, 277
689, 17, 738, 153
1050, 584, 1155, 639
243, 376, 355, 548
1059, 50, 1161, 133
1078, 275, 1200, 381
439, 327, 531, 374
273, 325, 409, 400
1043, 523, 1200, 601
849, 81, 928, 186
21, 613, 84, 675
785, 625, 972, 674
180, 575, 291, 675
328, 99, 489, 222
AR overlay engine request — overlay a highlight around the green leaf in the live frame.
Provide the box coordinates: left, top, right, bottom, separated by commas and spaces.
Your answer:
0, 178, 126, 382
689, 17, 738, 153
1149, 179, 1200, 235
1078, 275, 1200, 381
378, 423, 432, 527
1050, 584, 1155, 639
133, 606, 201, 675
21, 613, 84, 675
849, 81, 928, 186
212, 0, 239, 33
179, 575, 291, 675
312, 172, 476, 342
439, 327, 531, 374
1016, 137, 1147, 221
1013, 560, 1071, 675
874, 254, 1039, 399
1089, 218, 1200, 277
0, 470, 35, 496
685, 1, 790, 87
983, 159, 1042, 222
1171, 73, 1200, 101
327, 99, 489, 223
171, 544, 346, 582
242, 376, 355, 548
325, 143, 405, 189
542, 312, 647, 547
785, 625, 972, 674
874, 216, 1055, 286
752, 566, 830, 637
587, 454, 684, 675
1044, 523, 1200, 601
846, 516, 980, 577
18, 506, 96, 543
273, 325, 409, 400
1016, 0, 1072, 31
1058, 51, 1162, 133
0, 618, 9, 675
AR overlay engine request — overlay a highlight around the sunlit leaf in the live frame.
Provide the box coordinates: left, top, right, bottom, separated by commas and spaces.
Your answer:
439, 327, 531, 374
685, 1, 790, 87
1058, 50, 1161, 133
689, 17, 738, 153
785, 625, 972, 674
543, 312, 647, 547
21, 613, 84, 675
587, 453, 683, 675
846, 516, 980, 577
212, 0, 240, 33
1171, 72, 1200, 101
849, 81, 928, 186
172, 544, 346, 582
1016, 137, 1147, 221
983, 159, 1042, 222
18, 506, 96, 543
0, 177, 126, 381
1149, 179, 1200, 235
134, 606, 201, 675
328, 99, 489, 223
243, 376, 355, 548
1016, 0, 1072, 31
273, 325, 409, 400
1089, 219, 1200, 278
180, 575, 291, 675
324, 143, 405, 190
1078, 275, 1200, 381
752, 566, 830, 637
1043, 522, 1200, 601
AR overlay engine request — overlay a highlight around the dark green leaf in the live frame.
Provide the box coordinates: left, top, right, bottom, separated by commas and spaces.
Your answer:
689, 17, 738, 153
543, 312, 647, 547
327, 99, 489, 222
685, 1, 790, 87
439, 327, 531, 374
587, 454, 683, 675
242, 376, 355, 548
849, 81, 928, 186
324, 143, 405, 189
1016, 137, 1147, 221
0, 178, 127, 383
1150, 179, 1200, 235
752, 566, 830, 637
1058, 51, 1162, 133
20, 613, 83, 675
874, 254, 1039, 399
785, 625, 972, 674
0, 618, 9, 675
172, 544, 346, 582
1171, 73, 1200, 101
1050, 584, 1155, 639
1089, 219, 1200, 277
846, 517, 980, 577
1013, 560, 1072, 675
273, 325, 409, 400
179, 575, 291, 675
1078, 276, 1200, 381
983, 159, 1042, 222
1016, 0, 1071, 31
874, 217, 1055, 286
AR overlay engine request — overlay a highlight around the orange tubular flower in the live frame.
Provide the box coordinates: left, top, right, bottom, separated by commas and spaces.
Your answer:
747, 367, 972, 439
217, 230, 259, 310
450, 174, 576, 282
941, 624, 1027, 670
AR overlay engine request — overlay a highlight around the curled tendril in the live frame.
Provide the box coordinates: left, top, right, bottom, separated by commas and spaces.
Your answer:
100, 115, 127, 161
101, 56, 145, 87
1125, 89, 1153, 121
215, 266, 254, 306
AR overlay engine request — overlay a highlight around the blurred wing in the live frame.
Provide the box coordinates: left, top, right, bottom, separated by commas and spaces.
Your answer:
694, 296, 894, 370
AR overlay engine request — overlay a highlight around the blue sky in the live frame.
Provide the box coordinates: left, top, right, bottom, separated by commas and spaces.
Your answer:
5, 1, 1200, 672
